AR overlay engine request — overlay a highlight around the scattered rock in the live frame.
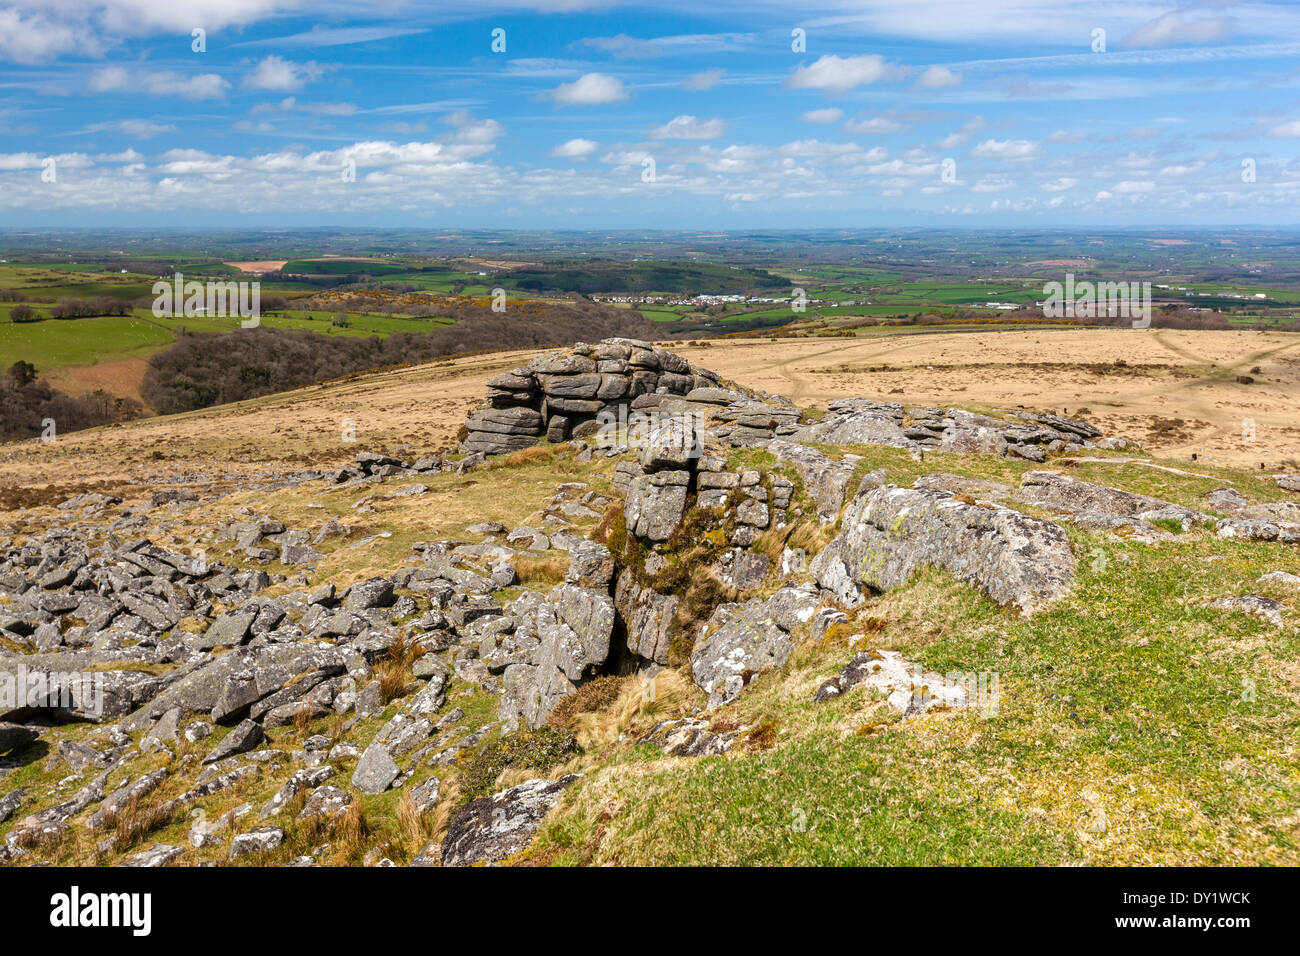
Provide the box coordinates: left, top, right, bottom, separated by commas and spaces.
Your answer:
1210, 595, 1285, 627
441, 775, 580, 866
813, 649, 971, 717
812, 485, 1076, 617
641, 718, 744, 756
202, 719, 264, 764
229, 826, 284, 860
351, 742, 400, 794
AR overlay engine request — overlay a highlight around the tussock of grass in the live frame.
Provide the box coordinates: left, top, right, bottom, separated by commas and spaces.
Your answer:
546, 675, 627, 733
512, 553, 567, 588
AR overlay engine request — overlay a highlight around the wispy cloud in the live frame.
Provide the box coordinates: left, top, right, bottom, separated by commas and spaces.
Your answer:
236, 25, 428, 48
89, 66, 229, 100
683, 68, 725, 91
579, 32, 754, 58
650, 115, 727, 139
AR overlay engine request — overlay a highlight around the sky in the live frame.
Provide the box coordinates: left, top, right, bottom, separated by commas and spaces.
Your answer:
1, 0, 1299, 229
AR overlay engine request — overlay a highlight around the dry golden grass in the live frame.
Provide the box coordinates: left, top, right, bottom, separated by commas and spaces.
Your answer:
546, 675, 627, 733
567, 667, 702, 750
110, 794, 180, 851
6, 329, 1294, 507
396, 791, 431, 848
512, 553, 567, 588
427, 778, 463, 846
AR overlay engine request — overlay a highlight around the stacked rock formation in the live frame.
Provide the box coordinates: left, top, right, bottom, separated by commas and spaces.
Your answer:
460, 338, 804, 455
462, 339, 725, 454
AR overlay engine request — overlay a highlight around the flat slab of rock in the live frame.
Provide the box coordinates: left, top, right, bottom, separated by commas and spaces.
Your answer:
1276, 474, 1300, 493
691, 601, 795, 709
1210, 595, 1285, 627
640, 718, 744, 756
813, 650, 971, 717
442, 775, 580, 866
1019, 471, 1212, 529
1259, 571, 1300, 587
1216, 517, 1300, 543
768, 439, 856, 522
119, 844, 183, 868
812, 485, 1076, 617
202, 718, 263, 764
794, 399, 913, 447
229, 826, 284, 859
352, 742, 400, 794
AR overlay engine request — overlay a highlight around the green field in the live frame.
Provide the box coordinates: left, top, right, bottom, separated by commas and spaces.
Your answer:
0, 312, 174, 368
0, 307, 458, 373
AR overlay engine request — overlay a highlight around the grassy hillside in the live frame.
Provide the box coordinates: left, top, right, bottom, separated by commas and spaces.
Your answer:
0, 346, 1297, 865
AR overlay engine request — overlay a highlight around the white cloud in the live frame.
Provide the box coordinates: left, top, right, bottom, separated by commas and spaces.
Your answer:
503, 58, 588, 78
238, 25, 427, 48
551, 138, 599, 159
801, 108, 843, 124
843, 115, 904, 135
89, 66, 230, 99
99, 148, 143, 163
0, 8, 98, 63
683, 68, 725, 91
915, 65, 961, 89
778, 139, 863, 158
971, 138, 1042, 161
1270, 119, 1300, 137
88, 119, 177, 138
1121, 11, 1235, 48
1042, 177, 1077, 191
1114, 180, 1155, 193
788, 54, 902, 94
938, 116, 985, 149
650, 115, 726, 140
440, 111, 504, 147
0, 152, 46, 170
973, 175, 1014, 193
1159, 162, 1204, 177
244, 55, 323, 92
300, 101, 357, 116
551, 72, 627, 106
601, 149, 653, 166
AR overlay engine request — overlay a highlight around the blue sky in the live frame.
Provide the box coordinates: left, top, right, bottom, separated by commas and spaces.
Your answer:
2, 1, 1299, 228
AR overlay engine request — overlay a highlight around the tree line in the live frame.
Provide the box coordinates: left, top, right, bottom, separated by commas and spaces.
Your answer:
1, 362, 144, 441
141, 299, 655, 414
